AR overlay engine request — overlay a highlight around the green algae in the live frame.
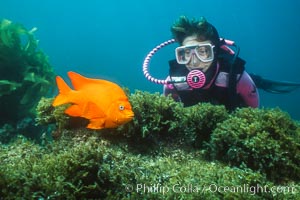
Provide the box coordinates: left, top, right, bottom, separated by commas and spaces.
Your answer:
25, 90, 300, 198
2, 135, 298, 199
36, 97, 70, 132
0, 80, 21, 97
209, 107, 300, 183
0, 18, 55, 128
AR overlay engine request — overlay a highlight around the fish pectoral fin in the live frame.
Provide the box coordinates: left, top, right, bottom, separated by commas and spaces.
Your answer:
65, 105, 81, 117
82, 102, 106, 119
87, 118, 106, 129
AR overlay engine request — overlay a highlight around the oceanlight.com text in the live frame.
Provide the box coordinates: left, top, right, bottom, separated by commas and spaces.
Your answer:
125, 183, 297, 195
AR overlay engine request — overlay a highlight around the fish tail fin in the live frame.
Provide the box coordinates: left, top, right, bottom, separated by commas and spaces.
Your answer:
52, 76, 73, 106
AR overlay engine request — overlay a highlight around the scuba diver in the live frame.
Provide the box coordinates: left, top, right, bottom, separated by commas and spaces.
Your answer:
142, 16, 300, 110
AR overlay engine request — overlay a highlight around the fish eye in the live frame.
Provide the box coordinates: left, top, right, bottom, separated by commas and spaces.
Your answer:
119, 105, 125, 111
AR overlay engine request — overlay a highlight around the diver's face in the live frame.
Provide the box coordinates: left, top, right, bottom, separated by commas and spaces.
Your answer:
182, 36, 214, 72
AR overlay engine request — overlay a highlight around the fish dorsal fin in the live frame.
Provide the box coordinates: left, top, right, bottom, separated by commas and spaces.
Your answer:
68, 71, 90, 90
68, 71, 111, 90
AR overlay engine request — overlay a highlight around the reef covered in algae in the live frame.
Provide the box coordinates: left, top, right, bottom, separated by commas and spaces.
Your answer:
1, 18, 298, 199
0, 19, 55, 142
1, 91, 299, 199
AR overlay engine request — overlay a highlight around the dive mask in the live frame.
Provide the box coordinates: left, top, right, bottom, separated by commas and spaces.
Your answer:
175, 43, 214, 64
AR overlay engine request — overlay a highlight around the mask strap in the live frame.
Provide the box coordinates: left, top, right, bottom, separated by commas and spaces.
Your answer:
143, 39, 176, 84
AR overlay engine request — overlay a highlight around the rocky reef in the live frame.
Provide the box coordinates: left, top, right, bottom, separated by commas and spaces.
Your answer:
1, 91, 298, 199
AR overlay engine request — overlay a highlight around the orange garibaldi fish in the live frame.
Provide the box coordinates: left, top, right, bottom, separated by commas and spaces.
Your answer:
52, 71, 134, 129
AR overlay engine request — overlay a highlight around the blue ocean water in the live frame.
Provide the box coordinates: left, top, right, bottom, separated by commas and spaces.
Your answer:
1, 0, 299, 120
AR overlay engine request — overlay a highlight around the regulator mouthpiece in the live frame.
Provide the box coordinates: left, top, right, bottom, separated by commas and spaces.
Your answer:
186, 70, 206, 88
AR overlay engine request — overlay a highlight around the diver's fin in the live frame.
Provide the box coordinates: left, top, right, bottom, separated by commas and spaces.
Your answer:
250, 74, 300, 94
